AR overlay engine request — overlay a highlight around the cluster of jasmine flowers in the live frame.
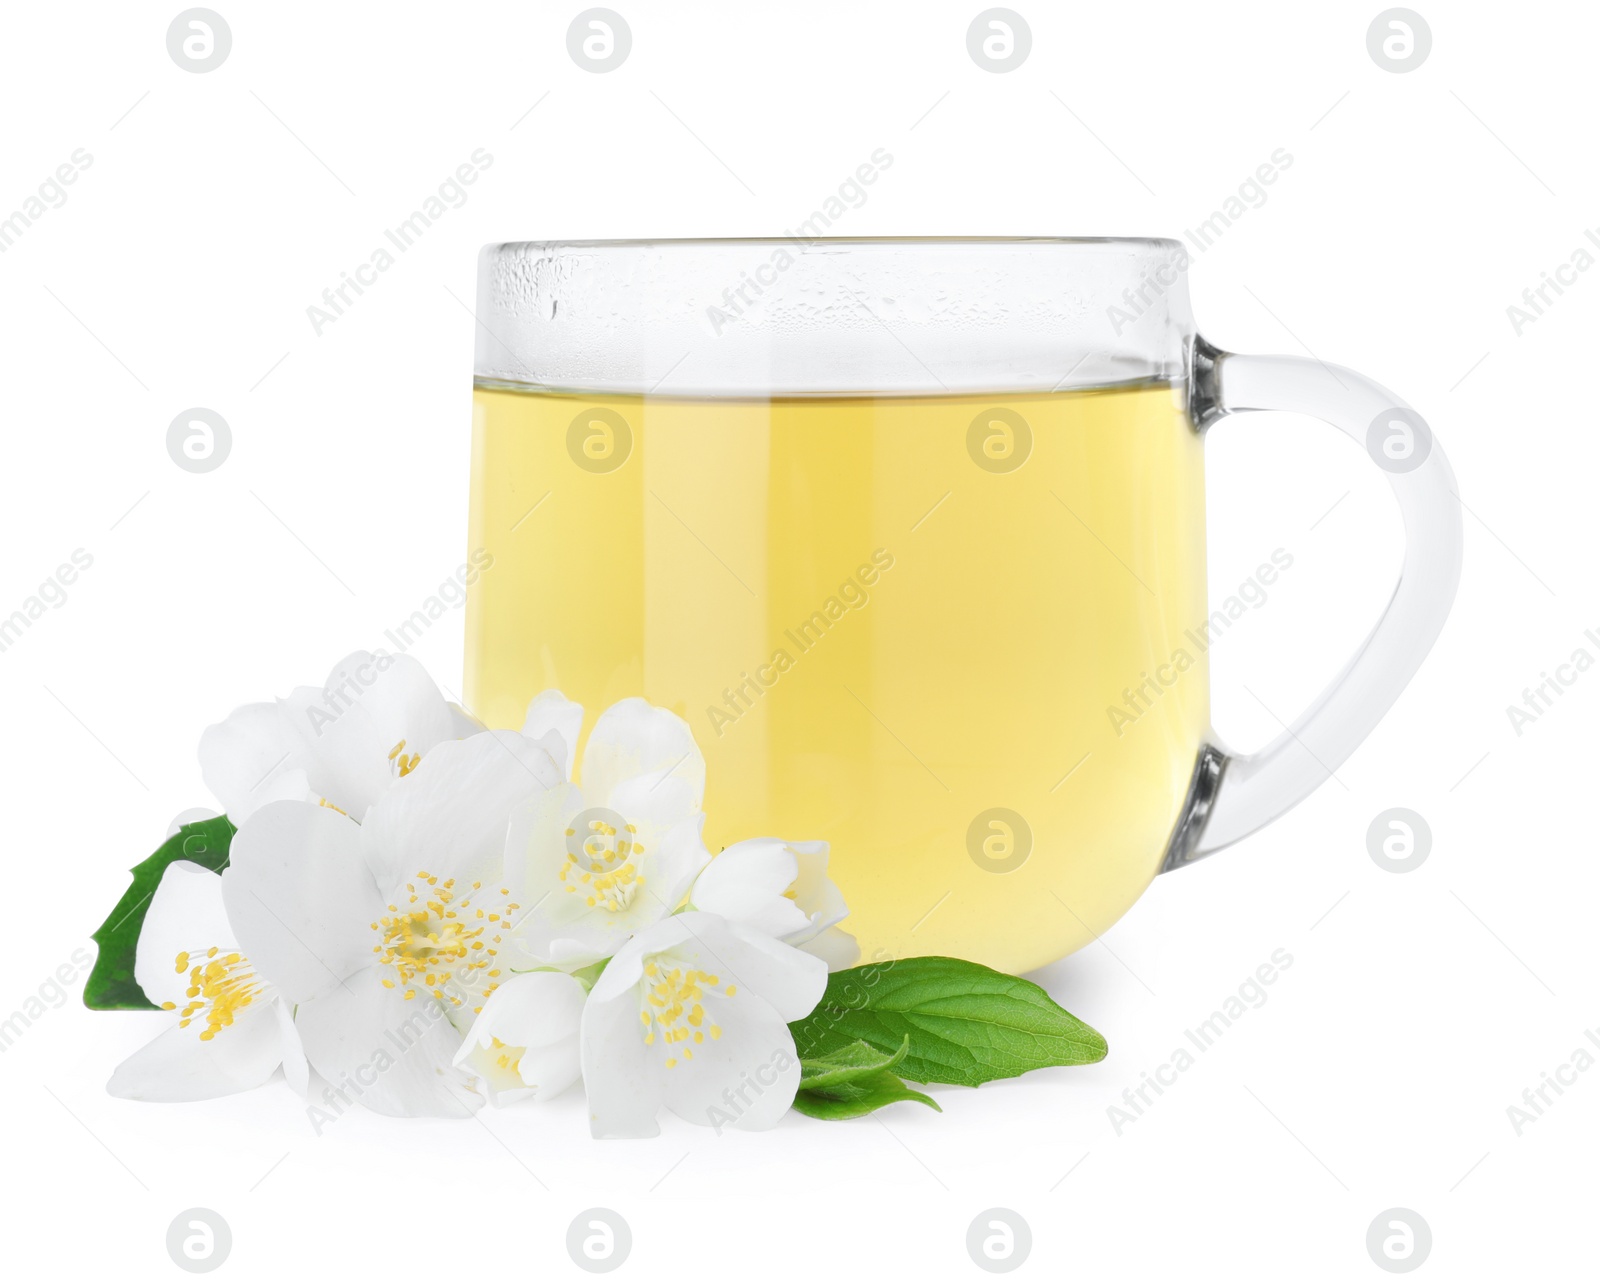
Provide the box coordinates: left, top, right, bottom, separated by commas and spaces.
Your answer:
109, 652, 855, 1137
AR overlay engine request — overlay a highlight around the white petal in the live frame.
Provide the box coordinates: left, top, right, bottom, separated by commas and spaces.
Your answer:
789, 841, 847, 921
294, 969, 481, 1118
580, 960, 664, 1139
581, 915, 823, 1137
459, 970, 588, 1053
645, 811, 713, 913
662, 998, 801, 1132
580, 698, 705, 811
607, 775, 712, 908
681, 913, 829, 1023
514, 1040, 582, 1098
361, 730, 562, 896
134, 861, 235, 1008
586, 920, 655, 1004
107, 1000, 285, 1102
275, 998, 311, 1097
798, 925, 861, 971
447, 702, 487, 738
197, 700, 314, 822
522, 690, 585, 780
454, 971, 585, 1104
298, 651, 460, 820
689, 838, 809, 940
509, 784, 705, 967
505, 782, 586, 914
222, 801, 384, 1005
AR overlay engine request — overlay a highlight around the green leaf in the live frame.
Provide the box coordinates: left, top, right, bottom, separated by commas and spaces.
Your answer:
789, 955, 1107, 1087
85, 815, 236, 1010
568, 958, 610, 988
800, 1035, 913, 1091
794, 1040, 940, 1120
793, 1068, 940, 1121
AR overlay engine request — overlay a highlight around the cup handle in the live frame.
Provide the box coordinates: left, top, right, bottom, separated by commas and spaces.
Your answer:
1166, 348, 1464, 868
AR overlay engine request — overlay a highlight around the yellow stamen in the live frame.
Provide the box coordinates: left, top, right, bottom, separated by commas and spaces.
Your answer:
372, 870, 515, 1008
170, 947, 264, 1041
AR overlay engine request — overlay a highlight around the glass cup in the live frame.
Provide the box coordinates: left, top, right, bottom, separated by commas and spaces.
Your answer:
465, 238, 1461, 974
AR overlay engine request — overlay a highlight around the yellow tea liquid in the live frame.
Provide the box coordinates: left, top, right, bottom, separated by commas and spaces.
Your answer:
466, 384, 1209, 974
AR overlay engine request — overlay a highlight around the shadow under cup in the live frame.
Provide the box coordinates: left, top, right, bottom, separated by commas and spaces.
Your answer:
465, 239, 1216, 974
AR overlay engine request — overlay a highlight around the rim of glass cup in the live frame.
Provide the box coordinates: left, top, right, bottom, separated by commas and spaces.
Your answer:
483, 234, 1185, 247
473, 236, 1198, 398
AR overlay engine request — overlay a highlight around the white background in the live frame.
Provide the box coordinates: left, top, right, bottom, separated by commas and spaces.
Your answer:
2, 0, 1594, 1277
